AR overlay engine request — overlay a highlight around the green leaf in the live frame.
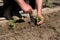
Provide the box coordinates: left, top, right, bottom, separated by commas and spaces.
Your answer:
10, 20, 16, 27
38, 17, 42, 22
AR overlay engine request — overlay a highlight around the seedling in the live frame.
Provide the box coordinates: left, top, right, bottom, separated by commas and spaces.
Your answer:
9, 19, 17, 30
38, 17, 42, 22
10, 19, 16, 27
9, 16, 20, 30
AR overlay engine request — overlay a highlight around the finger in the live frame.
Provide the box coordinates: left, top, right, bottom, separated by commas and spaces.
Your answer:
37, 20, 44, 25
23, 10, 29, 13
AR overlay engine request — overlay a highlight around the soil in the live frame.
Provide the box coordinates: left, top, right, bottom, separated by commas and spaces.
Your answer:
0, 7, 60, 40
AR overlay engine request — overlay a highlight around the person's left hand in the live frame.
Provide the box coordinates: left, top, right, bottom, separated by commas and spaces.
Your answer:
37, 14, 44, 25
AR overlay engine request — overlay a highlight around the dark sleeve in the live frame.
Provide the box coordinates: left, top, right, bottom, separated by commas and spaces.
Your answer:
29, 0, 36, 9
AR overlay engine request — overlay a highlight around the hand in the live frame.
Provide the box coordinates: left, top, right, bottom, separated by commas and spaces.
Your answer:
37, 14, 44, 25
20, 2, 33, 13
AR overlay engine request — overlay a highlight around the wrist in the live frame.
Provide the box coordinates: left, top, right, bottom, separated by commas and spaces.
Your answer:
16, 0, 25, 4
37, 12, 42, 16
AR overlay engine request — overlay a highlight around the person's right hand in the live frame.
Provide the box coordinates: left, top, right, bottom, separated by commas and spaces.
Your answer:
20, 2, 33, 13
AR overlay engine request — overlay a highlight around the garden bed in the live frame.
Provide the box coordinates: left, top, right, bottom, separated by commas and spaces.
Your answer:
0, 6, 60, 40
